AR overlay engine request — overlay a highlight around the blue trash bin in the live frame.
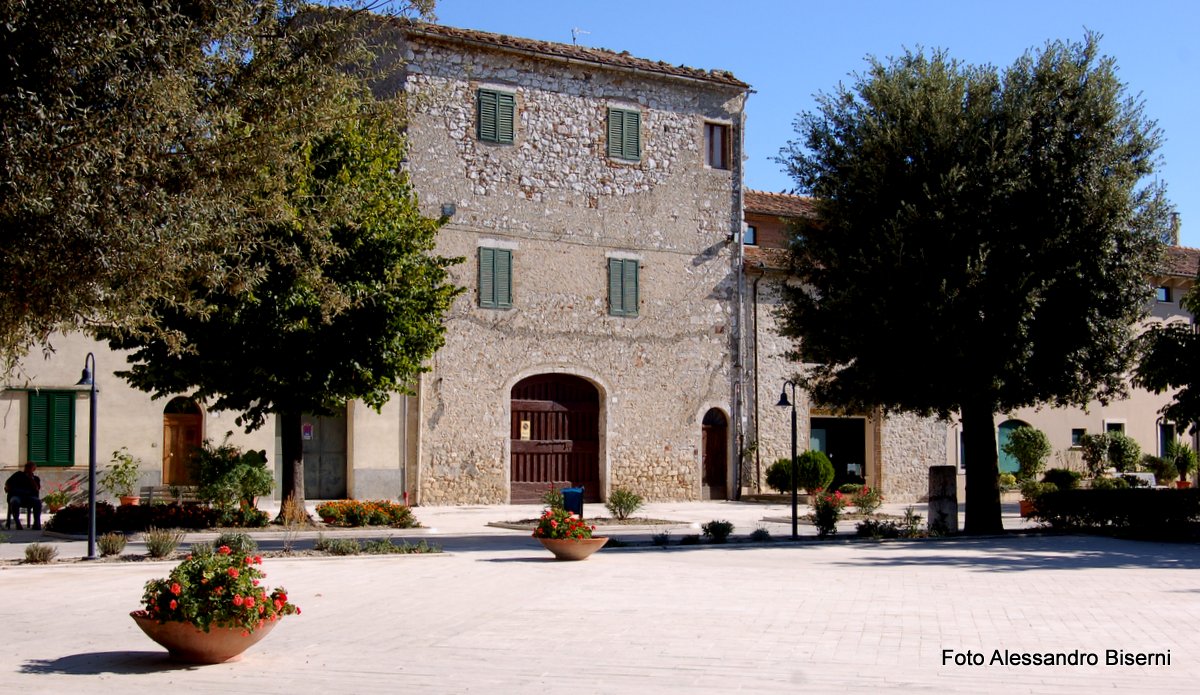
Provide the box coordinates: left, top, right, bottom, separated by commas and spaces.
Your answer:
561, 487, 585, 517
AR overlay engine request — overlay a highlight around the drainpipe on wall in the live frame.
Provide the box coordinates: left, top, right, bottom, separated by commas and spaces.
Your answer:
730, 96, 748, 501
751, 270, 763, 492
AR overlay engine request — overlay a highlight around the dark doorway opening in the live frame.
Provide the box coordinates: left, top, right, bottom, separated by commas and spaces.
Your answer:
810, 417, 866, 489
511, 374, 600, 503
701, 408, 728, 500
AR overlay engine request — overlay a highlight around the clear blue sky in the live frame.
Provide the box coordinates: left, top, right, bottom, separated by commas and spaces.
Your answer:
434, 0, 1200, 248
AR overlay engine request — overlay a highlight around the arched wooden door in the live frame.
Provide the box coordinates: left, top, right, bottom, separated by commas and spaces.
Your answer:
702, 409, 728, 500
510, 374, 600, 503
162, 398, 203, 485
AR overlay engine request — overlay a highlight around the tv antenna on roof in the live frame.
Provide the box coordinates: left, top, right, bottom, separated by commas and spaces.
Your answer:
571, 27, 590, 45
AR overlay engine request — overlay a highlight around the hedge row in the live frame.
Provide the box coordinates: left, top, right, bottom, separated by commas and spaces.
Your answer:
44, 502, 268, 534
1031, 488, 1200, 537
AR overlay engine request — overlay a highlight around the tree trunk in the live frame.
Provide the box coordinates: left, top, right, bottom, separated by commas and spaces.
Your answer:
277, 410, 308, 522
961, 400, 1003, 535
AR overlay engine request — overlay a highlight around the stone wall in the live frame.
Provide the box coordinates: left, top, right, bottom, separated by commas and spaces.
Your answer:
881, 412, 950, 502
400, 35, 745, 504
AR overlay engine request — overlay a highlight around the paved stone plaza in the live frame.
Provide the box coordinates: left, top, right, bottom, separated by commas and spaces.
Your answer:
2, 502, 1198, 693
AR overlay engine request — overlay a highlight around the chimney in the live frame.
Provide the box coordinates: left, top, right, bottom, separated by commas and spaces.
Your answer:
1170, 212, 1181, 245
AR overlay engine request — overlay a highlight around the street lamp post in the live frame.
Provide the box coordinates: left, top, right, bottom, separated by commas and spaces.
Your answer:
776, 380, 799, 539
76, 353, 97, 560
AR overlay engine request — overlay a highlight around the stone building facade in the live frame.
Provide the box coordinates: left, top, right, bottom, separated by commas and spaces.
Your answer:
394, 24, 749, 504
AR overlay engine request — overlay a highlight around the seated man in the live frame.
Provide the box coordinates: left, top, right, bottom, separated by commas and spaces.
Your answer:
5, 462, 42, 530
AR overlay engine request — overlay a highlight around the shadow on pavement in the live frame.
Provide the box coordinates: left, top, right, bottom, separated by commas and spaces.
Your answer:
829, 535, 1200, 572
20, 651, 202, 675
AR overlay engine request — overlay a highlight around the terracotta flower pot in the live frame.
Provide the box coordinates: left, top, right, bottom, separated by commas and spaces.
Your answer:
537, 536, 608, 561
119, 496, 140, 506
131, 611, 277, 663
1018, 499, 1035, 518
1177, 481, 1192, 489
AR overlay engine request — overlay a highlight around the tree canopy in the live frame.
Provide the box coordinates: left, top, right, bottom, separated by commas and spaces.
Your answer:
104, 113, 462, 508
1136, 281, 1200, 431
777, 33, 1171, 533
0, 0, 430, 370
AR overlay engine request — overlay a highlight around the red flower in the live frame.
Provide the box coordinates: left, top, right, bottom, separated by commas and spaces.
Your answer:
274, 599, 283, 609
227, 568, 239, 578
170, 582, 181, 595
169, 600, 178, 610
233, 595, 244, 606
218, 545, 232, 555
254, 556, 263, 565
278, 593, 287, 603
245, 597, 255, 608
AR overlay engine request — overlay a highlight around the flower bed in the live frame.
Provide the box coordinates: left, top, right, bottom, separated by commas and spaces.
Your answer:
315, 500, 418, 528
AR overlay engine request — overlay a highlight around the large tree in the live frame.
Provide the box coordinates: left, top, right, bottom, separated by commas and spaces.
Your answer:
103, 115, 462, 512
1135, 279, 1200, 431
777, 34, 1171, 534
0, 0, 430, 370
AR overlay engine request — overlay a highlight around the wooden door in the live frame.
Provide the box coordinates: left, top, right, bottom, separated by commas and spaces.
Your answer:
303, 412, 347, 500
163, 413, 202, 485
510, 374, 600, 503
702, 409, 728, 500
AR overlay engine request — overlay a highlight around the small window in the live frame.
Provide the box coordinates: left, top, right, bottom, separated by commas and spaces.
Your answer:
1104, 421, 1125, 434
477, 89, 515, 144
1070, 428, 1086, 448
704, 122, 730, 169
607, 108, 641, 161
478, 247, 512, 309
1159, 422, 1177, 457
1155, 286, 1172, 303
27, 391, 75, 467
608, 258, 639, 317
744, 225, 757, 246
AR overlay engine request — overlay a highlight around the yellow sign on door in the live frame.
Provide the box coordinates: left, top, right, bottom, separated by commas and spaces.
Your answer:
520, 420, 531, 440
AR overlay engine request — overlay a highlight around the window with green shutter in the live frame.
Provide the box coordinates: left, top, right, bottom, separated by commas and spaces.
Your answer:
479, 247, 513, 309
608, 258, 639, 317
477, 89, 515, 144
27, 390, 75, 467
607, 108, 641, 160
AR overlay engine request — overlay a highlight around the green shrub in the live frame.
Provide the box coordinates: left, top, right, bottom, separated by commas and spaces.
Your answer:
1043, 468, 1081, 491
749, 527, 771, 542
852, 486, 884, 515
766, 451, 835, 494
143, 527, 185, 558
314, 535, 361, 555
651, 532, 671, 546
1142, 455, 1178, 484
100, 448, 142, 499
605, 487, 644, 520
213, 532, 257, 555
540, 485, 564, 510
678, 534, 701, 546
1032, 488, 1200, 537
839, 483, 864, 495
362, 538, 442, 554
24, 543, 58, 564
1021, 480, 1058, 499
901, 507, 925, 538
1122, 474, 1151, 488
1079, 433, 1110, 476
856, 519, 902, 539
701, 520, 734, 543
810, 490, 845, 537
998, 472, 1018, 492
191, 435, 273, 513
1106, 432, 1141, 473
97, 532, 127, 557
1090, 477, 1129, 490
1002, 426, 1051, 482
315, 500, 419, 528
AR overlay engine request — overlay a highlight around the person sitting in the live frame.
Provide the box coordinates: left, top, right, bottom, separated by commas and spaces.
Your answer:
5, 462, 42, 530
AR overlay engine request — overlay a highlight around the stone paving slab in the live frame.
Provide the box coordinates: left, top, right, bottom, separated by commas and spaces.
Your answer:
2, 518, 1197, 693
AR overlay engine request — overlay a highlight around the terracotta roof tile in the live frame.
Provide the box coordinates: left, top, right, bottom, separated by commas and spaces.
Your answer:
403, 22, 749, 89
744, 246, 790, 273
1164, 246, 1199, 279
744, 190, 814, 218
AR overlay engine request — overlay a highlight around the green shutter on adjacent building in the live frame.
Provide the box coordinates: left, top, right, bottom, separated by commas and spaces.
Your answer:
27, 390, 74, 467
479, 247, 513, 309
607, 108, 641, 160
477, 89, 515, 144
608, 258, 639, 317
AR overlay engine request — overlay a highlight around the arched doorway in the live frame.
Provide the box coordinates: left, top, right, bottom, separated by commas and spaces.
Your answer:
162, 397, 202, 485
701, 408, 728, 500
510, 374, 600, 503
997, 419, 1029, 475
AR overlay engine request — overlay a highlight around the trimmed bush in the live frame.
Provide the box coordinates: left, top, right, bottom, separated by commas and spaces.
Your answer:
1032, 488, 1200, 537
1106, 432, 1141, 473
1090, 477, 1129, 490
24, 543, 58, 564
1079, 433, 1110, 476
213, 532, 257, 555
1002, 426, 1051, 482
701, 520, 734, 543
315, 500, 418, 528
1043, 468, 1081, 491
767, 451, 835, 495
97, 532, 127, 557
1142, 455, 1178, 484
749, 527, 772, 542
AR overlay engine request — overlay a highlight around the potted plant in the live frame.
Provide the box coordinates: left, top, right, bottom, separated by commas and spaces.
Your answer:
131, 544, 300, 663
42, 481, 79, 513
1166, 441, 1197, 489
532, 506, 607, 560
1019, 480, 1057, 518
101, 448, 142, 505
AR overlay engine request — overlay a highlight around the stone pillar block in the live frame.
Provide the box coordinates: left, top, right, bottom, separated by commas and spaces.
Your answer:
927, 465, 958, 534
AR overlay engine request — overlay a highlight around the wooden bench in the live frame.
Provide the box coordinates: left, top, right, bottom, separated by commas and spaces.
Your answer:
139, 485, 204, 505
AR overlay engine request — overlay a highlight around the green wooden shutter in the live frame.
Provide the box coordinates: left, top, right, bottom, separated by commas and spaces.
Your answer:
622, 258, 639, 316
478, 90, 498, 142
497, 93, 515, 144
27, 391, 74, 466
479, 247, 496, 307
494, 249, 512, 308
48, 391, 74, 466
27, 392, 48, 465
622, 110, 640, 159
607, 108, 624, 158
